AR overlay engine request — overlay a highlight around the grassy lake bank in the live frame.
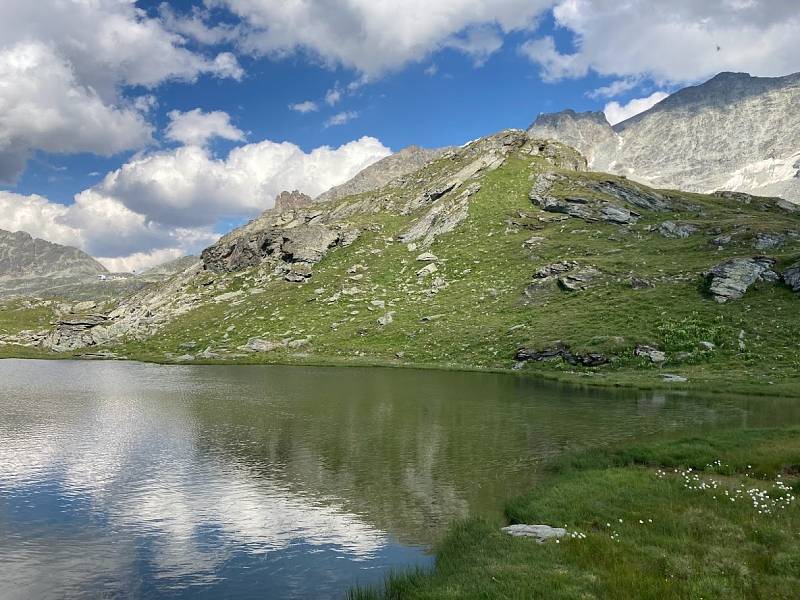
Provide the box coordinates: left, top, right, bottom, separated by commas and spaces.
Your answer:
352, 428, 800, 599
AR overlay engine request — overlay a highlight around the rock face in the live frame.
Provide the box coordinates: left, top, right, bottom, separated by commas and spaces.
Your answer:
274, 190, 313, 212
781, 261, 800, 292
515, 342, 608, 367
316, 146, 447, 203
43, 314, 110, 352
0, 229, 108, 296
529, 72, 800, 204
706, 257, 779, 302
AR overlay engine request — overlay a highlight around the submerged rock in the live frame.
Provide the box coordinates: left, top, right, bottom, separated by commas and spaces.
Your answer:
706, 257, 778, 302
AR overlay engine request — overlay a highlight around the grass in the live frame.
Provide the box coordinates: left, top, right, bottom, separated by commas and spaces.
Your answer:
2, 144, 799, 396
351, 428, 800, 599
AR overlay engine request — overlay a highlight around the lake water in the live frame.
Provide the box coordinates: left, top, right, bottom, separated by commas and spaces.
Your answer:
1, 359, 798, 599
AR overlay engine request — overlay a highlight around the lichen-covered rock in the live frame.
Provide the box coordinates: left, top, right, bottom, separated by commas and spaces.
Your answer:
753, 232, 785, 250
558, 267, 600, 292
706, 257, 778, 302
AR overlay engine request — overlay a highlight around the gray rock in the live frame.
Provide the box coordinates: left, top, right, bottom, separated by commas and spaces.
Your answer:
175, 354, 195, 362
662, 374, 688, 383
416, 263, 438, 278
659, 221, 697, 238
501, 524, 568, 543
635, 345, 666, 363
600, 203, 638, 224
699, 341, 716, 351
240, 338, 282, 352
557, 267, 600, 292
515, 343, 608, 367
377, 312, 395, 326
707, 257, 778, 302
783, 260, 800, 292
753, 232, 785, 250
42, 314, 109, 352
534, 261, 577, 279
710, 234, 732, 247
415, 252, 438, 262
629, 277, 653, 289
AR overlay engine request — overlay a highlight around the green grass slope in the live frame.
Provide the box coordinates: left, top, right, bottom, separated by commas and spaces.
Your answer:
4, 134, 799, 395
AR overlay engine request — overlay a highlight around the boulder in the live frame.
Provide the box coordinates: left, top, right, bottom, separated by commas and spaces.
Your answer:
42, 314, 109, 352
534, 261, 577, 279
557, 267, 600, 292
706, 257, 778, 303
501, 524, 567, 543
377, 312, 395, 326
753, 232, 785, 250
239, 338, 283, 352
783, 260, 800, 292
635, 345, 666, 364
659, 221, 697, 238
415, 252, 439, 262
416, 263, 438, 278
600, 204, 638, 224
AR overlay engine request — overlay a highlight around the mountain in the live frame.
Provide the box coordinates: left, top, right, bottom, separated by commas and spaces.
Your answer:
0, 229, 109, 296
315, 145, 448, 203
529, 72, 800, 203
19, 129, 799, 395
137, 256, 201, 281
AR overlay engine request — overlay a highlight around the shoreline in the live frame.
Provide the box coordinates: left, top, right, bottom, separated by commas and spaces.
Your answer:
3, 348, 799, 400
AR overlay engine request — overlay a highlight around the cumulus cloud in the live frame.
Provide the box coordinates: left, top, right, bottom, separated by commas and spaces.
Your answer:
212, 0, 553, 75
603, 92, 670, 125
445, 26, 505, 67
0, 135, 391, 270
522, 0, 800, 84
0, 43, 154, 183
0, 0, 243, 181
165, 109, 246, 147
289, 101, 319, 113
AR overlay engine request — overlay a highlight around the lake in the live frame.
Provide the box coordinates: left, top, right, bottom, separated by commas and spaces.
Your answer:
1, 359, 798, 599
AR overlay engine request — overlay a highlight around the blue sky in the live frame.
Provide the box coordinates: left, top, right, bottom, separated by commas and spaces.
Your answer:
0, 0, 797, 270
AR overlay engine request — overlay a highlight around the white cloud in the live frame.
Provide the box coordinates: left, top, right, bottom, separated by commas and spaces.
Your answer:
98, 248, 188, 274
0, 42, 154, 183
289, 101, 320, 113
325, 87, 343, 106
0, 135, 391, 268
325, 111, 359, 128
158, 3, 240, 45
445, 26, 504, 67
165, 109, 246, 147
0, 0, 244, 181
424, 64, 439, 76
587, 78, 640, 99
604, 92, 670, 125
213, 0, 553, 75
522, 0, 800, 84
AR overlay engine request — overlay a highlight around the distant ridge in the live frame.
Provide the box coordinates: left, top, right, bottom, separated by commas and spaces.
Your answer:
529, 71, 800, 203
315, 145, 448, 203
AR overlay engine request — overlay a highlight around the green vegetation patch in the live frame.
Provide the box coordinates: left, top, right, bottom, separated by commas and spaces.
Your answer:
353, 428, 800, 599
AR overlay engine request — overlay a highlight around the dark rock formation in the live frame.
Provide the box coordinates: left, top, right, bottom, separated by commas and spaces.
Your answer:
515, 342, 608, 367
706, 257, 779, 302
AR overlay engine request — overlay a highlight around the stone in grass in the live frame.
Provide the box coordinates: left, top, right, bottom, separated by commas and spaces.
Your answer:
662, 374, 688, 383
706, 257, 778, 303
502, 524, 567, 543
240, 338, 283, 352
635, 345, 666, 363
415, 252, 438, 262
416, 263, 438, 278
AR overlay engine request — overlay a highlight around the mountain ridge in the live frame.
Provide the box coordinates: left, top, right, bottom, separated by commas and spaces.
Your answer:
529, 71, 800, 203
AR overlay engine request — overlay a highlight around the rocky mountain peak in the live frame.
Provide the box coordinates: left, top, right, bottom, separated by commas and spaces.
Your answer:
274, 190, 313, 212
528, 71, 800, 204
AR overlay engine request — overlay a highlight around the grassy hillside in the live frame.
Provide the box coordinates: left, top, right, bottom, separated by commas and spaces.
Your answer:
2, 133, 799, 395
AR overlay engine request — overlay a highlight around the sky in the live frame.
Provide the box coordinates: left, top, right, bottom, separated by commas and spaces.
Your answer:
0, 0, 799, 272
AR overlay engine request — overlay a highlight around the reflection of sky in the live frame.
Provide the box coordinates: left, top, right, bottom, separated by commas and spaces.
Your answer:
0, 364, 429, 599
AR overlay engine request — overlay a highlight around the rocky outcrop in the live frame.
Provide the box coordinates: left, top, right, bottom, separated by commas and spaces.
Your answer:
659, 221, 697, 238
274, 190, 313, 212
524, 261, 601, 298
529, 71, 800, 205
529, 174, 672, 224
399, 183, 479, 246
42, 314, 110, 352
706, 257, 779, 302
515, 342, 608, 367
783, 261, 800, 292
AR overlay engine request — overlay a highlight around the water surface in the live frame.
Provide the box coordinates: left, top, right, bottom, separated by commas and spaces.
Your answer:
1, 360, 797, 599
